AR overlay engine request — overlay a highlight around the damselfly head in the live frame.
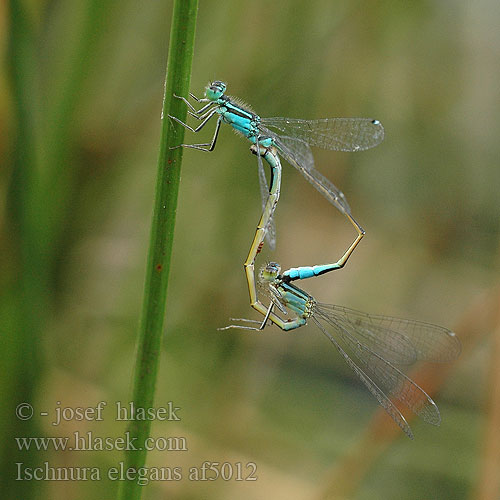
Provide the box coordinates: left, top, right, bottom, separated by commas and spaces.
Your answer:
259, 262, 281, 283
205, 81, 226, 101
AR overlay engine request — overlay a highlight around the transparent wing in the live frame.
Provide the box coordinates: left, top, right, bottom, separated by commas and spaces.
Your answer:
263, 131, 351, 216
317, 303, 461, 363
314, 304, 457, 426
256, 149, 276, 250
261, 117, 385, 152
274, 134, 316, 171
312, 316, 414, 439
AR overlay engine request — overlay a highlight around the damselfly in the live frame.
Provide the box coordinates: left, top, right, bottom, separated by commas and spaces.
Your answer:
169, 81, 383, 248
244, 145, 363, 324
221, 261, 461, 439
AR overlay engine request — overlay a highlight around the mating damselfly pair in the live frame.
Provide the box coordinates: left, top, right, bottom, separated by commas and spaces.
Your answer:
170, 81, 461, 439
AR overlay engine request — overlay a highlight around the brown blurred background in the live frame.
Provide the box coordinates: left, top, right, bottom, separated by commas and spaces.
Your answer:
2, 0, 500, 499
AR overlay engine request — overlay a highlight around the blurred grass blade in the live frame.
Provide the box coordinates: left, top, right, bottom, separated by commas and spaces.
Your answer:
39, 0, 116, 256
117, 1, 198, 499
3, 1, 42, 497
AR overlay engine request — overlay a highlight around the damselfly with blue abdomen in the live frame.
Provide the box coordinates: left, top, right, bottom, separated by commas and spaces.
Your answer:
222, 142, 459, 439
169, 81, 382, 248
221, 260, 461, 440
243, 145, 364, 327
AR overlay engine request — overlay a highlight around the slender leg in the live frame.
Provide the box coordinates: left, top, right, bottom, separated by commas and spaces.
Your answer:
173, 116, 222, 152
169, 114, 222, 152
220, 292, 306, 331
189, 92, 206, 102
169, 107, 217, 133
173, 93, 211, 114
219, 302, 274, 331
187, 106, 217, 121
225, 318, 263, 324
218, 324, 264, 332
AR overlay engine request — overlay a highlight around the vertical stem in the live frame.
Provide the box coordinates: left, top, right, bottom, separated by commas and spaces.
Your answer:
118, 1, 198, 499
3, 1, 42, 497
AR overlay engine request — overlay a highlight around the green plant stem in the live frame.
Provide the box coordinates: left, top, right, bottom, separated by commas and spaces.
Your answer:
118, 1, 198, 499
2, 2, 42, 497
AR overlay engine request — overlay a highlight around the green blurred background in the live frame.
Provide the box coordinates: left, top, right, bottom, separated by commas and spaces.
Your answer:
2, 0, 500, 499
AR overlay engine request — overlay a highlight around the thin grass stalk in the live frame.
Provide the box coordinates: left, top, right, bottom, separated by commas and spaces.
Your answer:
2, 2, 43, 497
117, 1, 198, 499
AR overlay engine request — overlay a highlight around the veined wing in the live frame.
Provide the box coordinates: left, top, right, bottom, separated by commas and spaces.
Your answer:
261, 117, 385, 152
315, 306, 445, 426
317, 303, 461, 363
312, 316, 415, 439
264, 132, 351, 216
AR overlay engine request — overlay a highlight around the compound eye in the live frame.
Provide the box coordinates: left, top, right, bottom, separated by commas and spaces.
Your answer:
205, 81, 226, 101
261, 261, 281, 281
211, 81, 226, 93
